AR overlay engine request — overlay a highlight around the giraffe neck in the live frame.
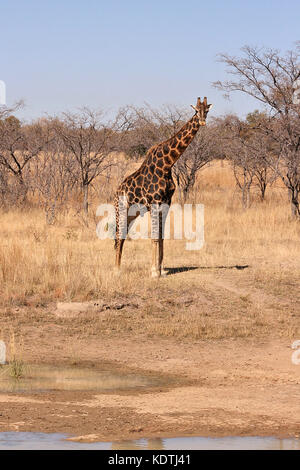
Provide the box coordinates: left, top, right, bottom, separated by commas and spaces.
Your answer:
155, 114, 201, 168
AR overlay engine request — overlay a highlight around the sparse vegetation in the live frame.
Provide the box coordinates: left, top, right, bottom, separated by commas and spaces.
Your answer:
0, 161, 299, 344
8, 357, 24, 379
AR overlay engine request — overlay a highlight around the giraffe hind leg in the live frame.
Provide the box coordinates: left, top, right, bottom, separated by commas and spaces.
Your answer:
114, 210, 139, 272
115, 238, 125, 271
114, 205, 126, 272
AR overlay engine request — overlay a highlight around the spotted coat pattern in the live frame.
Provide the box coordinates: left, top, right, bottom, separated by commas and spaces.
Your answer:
113, 97, 211, 269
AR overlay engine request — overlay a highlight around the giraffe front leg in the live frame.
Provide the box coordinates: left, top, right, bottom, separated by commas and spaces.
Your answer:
151, 206, 161, 278
159, 209, 168, 277
159, 238, 168, 277
151, 207, 168, 278
151, 239, 161, 278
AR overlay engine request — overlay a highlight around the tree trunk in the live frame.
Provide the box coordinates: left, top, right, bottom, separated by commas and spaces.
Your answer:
175, 174, 182, 204
16, 172, 28, 204
242, 185, 251, 209
83, 184, 89, 214
289, 187, 300, 218
260, 183, 266, 202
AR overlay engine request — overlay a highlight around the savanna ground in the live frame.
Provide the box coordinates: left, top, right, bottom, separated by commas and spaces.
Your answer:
0, 161, 299, 442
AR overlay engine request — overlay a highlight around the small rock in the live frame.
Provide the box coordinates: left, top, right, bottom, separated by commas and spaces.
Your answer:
55, 302, 92, 318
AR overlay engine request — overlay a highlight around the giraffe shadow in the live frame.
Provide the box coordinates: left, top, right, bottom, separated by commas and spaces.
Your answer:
165, 265, 249, 275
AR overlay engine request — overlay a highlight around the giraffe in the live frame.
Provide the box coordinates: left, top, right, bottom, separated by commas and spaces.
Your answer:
114, 97, 212, 277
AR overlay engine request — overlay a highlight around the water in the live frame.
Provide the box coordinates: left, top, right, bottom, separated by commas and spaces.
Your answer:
0, 433, 299, 450
0, 364, 161, 393
1, 364, 299, 450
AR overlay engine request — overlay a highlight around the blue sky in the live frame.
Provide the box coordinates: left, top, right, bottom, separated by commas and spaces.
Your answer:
1, 0, 299, 121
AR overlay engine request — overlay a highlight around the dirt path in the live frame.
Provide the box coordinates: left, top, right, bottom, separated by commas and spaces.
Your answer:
0, 255, 299, 442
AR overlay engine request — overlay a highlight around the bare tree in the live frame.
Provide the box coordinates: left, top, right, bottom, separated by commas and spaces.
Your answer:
0, 101, 23, 121
32, 134, 77, 224
0, 111, 48, 204
53, 108, 114, 214
115, 104, 188, 159
244, 111, 276, 201
0, 166, 10, 207
214, 44, 300, 217
173, 126, 216, 202
232, 160, 254, 210
219, 115, 255, 208
217, 113, 278, 207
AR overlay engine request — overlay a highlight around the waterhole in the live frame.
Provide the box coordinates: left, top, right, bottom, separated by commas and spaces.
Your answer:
0, 363, 162, 393
0, 433, 299, 450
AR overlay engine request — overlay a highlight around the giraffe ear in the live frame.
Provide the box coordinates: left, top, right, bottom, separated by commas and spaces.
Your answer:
207, 103, 213, 109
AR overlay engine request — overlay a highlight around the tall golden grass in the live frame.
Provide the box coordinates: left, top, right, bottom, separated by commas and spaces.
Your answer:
0, 160, 299, 341
0, 160, 298, 301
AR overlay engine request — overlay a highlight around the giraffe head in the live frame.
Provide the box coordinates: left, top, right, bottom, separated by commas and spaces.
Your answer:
191, 97, 212, 126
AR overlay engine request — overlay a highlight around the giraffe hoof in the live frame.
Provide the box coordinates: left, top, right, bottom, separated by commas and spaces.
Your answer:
151, 268, 161, 278
113, 267, 121, 277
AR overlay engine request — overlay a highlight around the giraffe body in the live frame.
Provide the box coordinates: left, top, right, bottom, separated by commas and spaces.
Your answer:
114, 97, 212, 277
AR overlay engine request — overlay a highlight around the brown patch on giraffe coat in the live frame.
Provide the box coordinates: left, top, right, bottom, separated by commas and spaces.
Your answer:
169, 150, 178, 160
177, 142, 186, 152
136, 175, 144, 186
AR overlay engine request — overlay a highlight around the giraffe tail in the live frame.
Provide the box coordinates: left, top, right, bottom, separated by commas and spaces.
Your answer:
114, 217, 119, 250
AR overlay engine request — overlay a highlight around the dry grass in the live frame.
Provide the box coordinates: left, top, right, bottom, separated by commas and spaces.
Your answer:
0, 160, 299, 342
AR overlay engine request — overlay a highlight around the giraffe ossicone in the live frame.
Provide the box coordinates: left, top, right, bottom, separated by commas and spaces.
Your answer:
114, 97, 212, 277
